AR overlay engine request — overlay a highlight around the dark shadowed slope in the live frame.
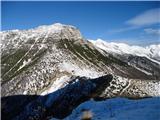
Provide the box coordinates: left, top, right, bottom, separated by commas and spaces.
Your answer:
1, 74, 113, 120
2, 74, 160, 120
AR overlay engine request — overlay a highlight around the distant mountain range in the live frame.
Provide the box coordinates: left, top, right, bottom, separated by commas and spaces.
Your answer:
90, 39, 160, 63
1, 23, 160, 120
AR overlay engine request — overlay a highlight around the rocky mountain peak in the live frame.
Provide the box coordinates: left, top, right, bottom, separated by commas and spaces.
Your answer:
1, 23, 83, 53
34, 23, 82, 39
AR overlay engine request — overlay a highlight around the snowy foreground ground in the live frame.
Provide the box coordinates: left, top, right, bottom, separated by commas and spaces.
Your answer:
52, 97, 160, 120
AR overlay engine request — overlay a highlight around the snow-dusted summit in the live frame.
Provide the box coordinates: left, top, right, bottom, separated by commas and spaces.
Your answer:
90, 39, 160, 63
1, 23, 82, 52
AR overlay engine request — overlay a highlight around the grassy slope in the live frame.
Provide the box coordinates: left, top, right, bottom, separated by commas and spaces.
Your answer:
58, 39, 128, 69
1, 48, 46, 84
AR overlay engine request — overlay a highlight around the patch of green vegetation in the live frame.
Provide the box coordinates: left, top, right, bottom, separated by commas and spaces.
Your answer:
57, 39, 84, 60
1, 49, 27, 76
1, 48, 47, 84
12, 49, 47, 80
58, 39, 128, 68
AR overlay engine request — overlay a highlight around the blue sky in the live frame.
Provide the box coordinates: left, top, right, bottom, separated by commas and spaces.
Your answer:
2, 1, 160, 46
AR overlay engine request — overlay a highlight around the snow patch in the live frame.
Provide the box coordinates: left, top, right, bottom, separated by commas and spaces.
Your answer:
63, 97, 160, 120
17, 58, 32, 71
41, 75, 70, 95
134, 66, 152, 75
58, 61, 102, 78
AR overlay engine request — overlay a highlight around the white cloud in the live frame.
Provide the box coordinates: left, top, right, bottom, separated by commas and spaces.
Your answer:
126, 8, 160, 26
144, 28, 160, 35
108, 8, 160, 34
108, 26, 139, 33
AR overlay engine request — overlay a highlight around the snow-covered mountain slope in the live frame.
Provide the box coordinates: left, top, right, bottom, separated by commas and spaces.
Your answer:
90, 39, 160, 79
0, 23, 160, 96
90, 39, 160, 63
1, 23, 160, 97
63, 97, 160, 120
1, 23, 160, 120
1, 23, 102, 96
